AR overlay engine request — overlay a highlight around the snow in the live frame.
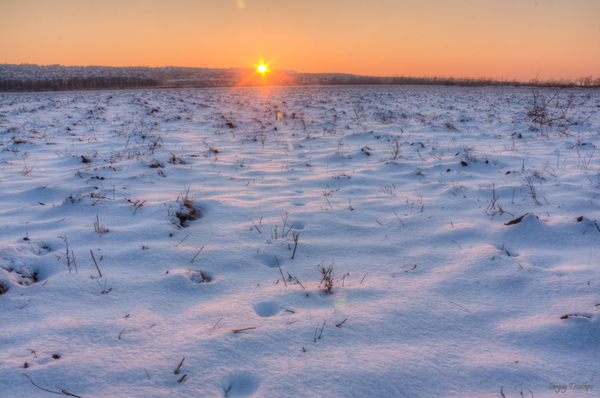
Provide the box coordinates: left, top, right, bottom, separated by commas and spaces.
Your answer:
0, 86, 598, 397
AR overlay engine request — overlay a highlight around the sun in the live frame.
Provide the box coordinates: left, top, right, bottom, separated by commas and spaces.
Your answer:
258, 64, 267, 73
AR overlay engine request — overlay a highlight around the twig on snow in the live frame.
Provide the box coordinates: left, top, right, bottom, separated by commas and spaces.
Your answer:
22, 374, 82, 397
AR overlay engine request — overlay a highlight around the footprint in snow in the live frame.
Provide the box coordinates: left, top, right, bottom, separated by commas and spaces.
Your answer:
221, 372, 260, 397
253, 301, 281, 318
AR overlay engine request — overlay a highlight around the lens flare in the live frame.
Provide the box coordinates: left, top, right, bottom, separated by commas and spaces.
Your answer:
258, 64, 267, 73
236, 0, 245, 9
334, 298, 347, 309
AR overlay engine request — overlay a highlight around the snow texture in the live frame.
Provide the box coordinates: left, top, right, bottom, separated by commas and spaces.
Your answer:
0, 86, 599, 397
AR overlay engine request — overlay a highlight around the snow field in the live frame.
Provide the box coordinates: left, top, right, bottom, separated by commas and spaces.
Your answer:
0, 86, 599, 397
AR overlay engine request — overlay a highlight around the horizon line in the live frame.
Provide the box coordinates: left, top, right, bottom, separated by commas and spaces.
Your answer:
2, 62, 597, 84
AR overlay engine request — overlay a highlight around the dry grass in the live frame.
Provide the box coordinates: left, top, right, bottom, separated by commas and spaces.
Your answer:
320, 263, 334, 294
444, 121, 459, 132
19, 160, 36, 175
189, 270, 211, 283
175, 189, 200, 226
388, 137, 402, 163
94, 215, 109, 235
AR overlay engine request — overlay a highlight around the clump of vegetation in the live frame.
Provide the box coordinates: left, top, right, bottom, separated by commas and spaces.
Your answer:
444, 121, 459, 132
94, 215, 109, 236
168, 153, 186, 164
0, 281, 8, 295
388, 136, 402, 163
527, 89, 590, 136
190, 271, 211, 283
16, 267, 37, 285
374, 110, 397, 123
320, 264, 334, 294
175, 189, 201, 227
12, 138, 28, 145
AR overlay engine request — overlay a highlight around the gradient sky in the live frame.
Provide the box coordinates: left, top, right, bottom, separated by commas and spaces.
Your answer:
1, 0, 599, 80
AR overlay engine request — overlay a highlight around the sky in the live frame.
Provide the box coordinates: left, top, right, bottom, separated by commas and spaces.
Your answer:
1, 0, 599, 81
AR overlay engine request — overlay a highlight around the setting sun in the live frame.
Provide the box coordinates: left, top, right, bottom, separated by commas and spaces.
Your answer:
258, 64, 267, 73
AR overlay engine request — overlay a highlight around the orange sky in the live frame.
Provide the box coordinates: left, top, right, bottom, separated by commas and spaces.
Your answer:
1, 0, 599, 81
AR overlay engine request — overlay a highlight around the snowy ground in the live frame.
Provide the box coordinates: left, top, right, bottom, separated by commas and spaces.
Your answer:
0, 86, 599, 397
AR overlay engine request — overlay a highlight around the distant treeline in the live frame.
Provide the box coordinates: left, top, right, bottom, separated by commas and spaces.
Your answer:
328, 75, 600, 88
0, 77, 161, 92
1, 74, 599, 92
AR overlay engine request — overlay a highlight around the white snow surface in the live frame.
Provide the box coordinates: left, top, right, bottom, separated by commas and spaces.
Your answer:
0, 86, 599, 397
